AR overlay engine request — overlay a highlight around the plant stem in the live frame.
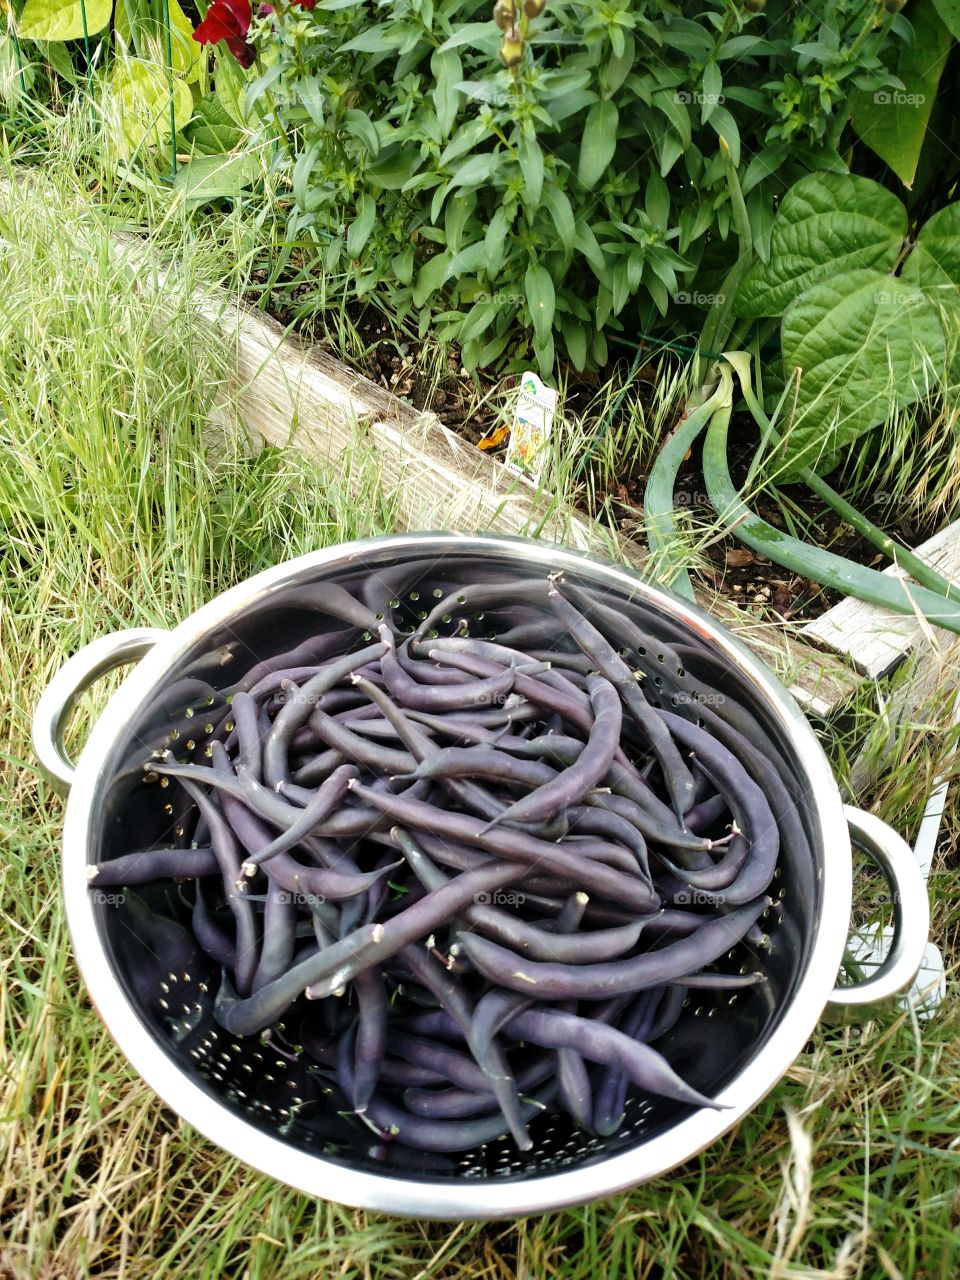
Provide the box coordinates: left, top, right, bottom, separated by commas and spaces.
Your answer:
727, 353, 960, 599
701, 383, 960, 634
644, 368, 733, 601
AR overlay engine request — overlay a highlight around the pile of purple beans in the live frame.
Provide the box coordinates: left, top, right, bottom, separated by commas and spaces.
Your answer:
89, 574, 782, 1153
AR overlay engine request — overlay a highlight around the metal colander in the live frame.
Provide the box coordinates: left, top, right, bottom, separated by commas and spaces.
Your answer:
33, 533, 927, 1218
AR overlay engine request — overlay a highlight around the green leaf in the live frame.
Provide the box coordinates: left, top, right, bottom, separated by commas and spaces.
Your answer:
366, 145, 419, 190
560, 315, 588, 370
413, 250, 452, 307
525, 262, 555, 344
902, 202, 960, 380
779, 269, 945, 470
541, 184, 575, 252
173, 152, 261, 202
109, 58, 193, 154
902, 203, 960, 299
448, 151, 501, 193
484, 204, 512, 277
431, 47, 462, 140
707, 105, 740, 167
734, 173, 906, 318
18, 0, 111, 40
347, 194, 377, 258
577, 99, 618, 191
392, 245, 415, 285
932, 0, 960, 37
850, 0, 952, 188
517, 130, 544, 209
343, 109, 380, 157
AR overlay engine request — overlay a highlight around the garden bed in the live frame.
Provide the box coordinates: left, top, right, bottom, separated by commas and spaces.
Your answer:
186, 258, 960, 722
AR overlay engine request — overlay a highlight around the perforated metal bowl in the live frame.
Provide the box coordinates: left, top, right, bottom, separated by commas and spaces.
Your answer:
32, 532, 929, 1219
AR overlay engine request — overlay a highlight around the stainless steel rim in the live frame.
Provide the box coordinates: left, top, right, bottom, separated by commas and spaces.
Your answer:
60, 532, 851, 1219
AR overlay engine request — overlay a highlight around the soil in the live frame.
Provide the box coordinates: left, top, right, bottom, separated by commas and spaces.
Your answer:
256, 279, 944, 627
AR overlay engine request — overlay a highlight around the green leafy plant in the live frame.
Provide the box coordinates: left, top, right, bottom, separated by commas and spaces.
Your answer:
228, 0, 906, 376
733, 170, 960, 472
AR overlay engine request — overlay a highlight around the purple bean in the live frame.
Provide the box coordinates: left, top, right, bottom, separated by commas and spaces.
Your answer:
335, 1025, 557, 1152
352, 966, 388, 1113
251, 877, 297, 993
240, 764, 360, 872
191, 879, 237, 970
380, 625, 518, 712
349, 782, 658, 913
176, 776, 259, 997
261, 642, 388, 787
306, 707, 418, 775
547, 582, 696, 816
88, 846, 218, 886
657, 711, 780, 903
404, 1053, 555, 1119
501, 1007, 724, 1109
463, 896, 771, 999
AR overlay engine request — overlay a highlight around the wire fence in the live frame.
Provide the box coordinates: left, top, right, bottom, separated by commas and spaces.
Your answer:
2, 1, 183, 181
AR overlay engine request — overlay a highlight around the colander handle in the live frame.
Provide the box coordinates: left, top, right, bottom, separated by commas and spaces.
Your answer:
32, 628, 165, 795
826, 805, 931, 1012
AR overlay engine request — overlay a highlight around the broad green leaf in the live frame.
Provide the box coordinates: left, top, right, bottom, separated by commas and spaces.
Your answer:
902, 202, 960, 380
108, 58, 193, 154
413, 250, 452, 307
392, 245, 415, 285
18, 0, 110, 40
577, 98, 618, 191
343, 108, 380, 157
366, 145, 419, 189
541, 184, 575, 252
484, 203, 512, 276
560, 315, 588, 371
213, 51, 252, 128
932, 0, 960, 37
734, 173, 906, 318
447, 151, 501, 192
707, 104, 739, 167
173, 151, 260, 202
902, 202, 960, 299
644, 171, 669, 231
340, 25, 408, 54
517, 130, 544, 209
443, 240, 488, 284
136, 0, 204, 84
525, 262, 555, 344
701, 60, 722, 124
850, 0, 952, 188
431, 47, 461, 140
780, 269, 945, 471
347, 193, 377, 258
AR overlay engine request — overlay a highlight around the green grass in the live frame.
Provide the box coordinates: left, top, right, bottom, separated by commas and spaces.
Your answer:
2, 143, 960, 1280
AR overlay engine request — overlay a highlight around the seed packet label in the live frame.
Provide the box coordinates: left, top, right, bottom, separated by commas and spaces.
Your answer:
504, 371, 558, 486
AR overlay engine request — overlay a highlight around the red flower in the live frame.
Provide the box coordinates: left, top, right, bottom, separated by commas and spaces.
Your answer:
193, 0, 255, 68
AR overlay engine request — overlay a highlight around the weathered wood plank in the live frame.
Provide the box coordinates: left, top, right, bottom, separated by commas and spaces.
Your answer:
803, 521, 960, 679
